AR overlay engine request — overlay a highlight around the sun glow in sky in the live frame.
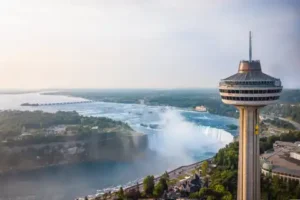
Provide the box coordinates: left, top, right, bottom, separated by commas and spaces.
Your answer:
0, 0, 299, 89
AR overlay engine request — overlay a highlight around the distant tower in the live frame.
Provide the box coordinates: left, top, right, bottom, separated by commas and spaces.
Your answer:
219, 32, 282, 200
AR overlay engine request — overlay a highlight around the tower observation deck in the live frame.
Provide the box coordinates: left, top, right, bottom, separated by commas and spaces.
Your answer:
219, 32, 282, 200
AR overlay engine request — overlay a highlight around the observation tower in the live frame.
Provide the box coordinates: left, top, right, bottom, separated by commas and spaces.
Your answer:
219, 32, 282, 200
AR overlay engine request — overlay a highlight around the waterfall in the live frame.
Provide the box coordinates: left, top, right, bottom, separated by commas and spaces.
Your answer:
147, 109, 234, 161
201, 126, 234, 144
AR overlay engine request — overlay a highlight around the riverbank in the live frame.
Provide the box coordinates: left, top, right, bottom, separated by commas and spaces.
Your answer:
0, 139, 147, 175
0, 133, 148, 175
80, 158, 212, 200
0, 110, 148, 174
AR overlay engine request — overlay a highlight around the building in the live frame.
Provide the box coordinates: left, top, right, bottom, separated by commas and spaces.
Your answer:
261, 141, 300, 182
194, 105, 207, 112
219, 32, 283, 200
290, 150, 300, 160
273, 141, 298, 151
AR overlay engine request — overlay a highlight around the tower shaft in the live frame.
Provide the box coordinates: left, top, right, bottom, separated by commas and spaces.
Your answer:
237, 106, 260, 200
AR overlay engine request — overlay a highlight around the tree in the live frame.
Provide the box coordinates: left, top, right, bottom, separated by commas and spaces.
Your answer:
296, 184, 300, 198
222, 192, 233, 200
199, 188, 208, 197
201, 160, 209, 176
153, 182, 164, 197
214, 184, 225, 193
117, 187, 124, 199
159, 177, 168, 192
153, 176, 168, 197
271, 175, 281, 198
189, 192, 200, 199
199, 187, 223, 199
213, 185, 232, 200
162, 171, 169, 182
143, 175, 155, 196
203, 176, 209, 188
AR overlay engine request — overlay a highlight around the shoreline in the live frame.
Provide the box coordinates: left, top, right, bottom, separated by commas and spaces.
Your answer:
0, 146, 148, 176
124, 157, 213, 191
83, 157, 213, 200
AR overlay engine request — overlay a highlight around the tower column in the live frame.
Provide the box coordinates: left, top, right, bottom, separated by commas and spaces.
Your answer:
237, 106, 260, 200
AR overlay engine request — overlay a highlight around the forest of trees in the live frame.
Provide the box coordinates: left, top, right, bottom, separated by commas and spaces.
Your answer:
205, 131, 300, 200
210, 141, 300, 199
262, 104, 300, 123
277, 89, 300, 103
260, 89, 300, 123
259, 131, 300, 154
263, 118, 296, 130
0, 110, 133, 146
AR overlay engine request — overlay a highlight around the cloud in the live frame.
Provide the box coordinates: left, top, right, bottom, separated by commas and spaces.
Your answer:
0, 0, 299, 89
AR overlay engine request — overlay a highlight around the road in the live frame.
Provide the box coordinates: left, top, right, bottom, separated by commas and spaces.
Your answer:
278, 117, 300, 130
261, 114, 300, 131
123, 159, 211, 193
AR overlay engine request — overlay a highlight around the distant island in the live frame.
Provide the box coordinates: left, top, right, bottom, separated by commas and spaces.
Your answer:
0, 110, 147, 174
21, 100, 94, 107
0, 90, 38, 95
21, 103, 39, 106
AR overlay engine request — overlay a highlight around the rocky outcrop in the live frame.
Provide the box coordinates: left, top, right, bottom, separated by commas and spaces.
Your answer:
0, 133, 148, 174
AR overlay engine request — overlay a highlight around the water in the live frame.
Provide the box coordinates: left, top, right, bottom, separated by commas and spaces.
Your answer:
0, 93, 237, 200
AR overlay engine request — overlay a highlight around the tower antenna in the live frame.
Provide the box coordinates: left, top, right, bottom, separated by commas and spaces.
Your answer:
249, 31, 252, 62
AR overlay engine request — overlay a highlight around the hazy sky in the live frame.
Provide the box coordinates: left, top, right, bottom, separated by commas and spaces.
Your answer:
0, 0, 299, 89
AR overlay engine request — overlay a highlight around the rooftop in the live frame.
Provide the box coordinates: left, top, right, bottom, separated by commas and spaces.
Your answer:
294, 147, 300, 154
223, 69, 280, 82
274, 141, 299, 150
262, 147, 300, 177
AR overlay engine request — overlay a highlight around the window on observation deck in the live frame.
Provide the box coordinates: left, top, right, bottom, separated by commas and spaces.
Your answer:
221, 96, 280, 101
219, 89, 281, 94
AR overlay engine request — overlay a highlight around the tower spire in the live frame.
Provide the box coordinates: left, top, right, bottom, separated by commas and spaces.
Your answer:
249, 31, 252, 62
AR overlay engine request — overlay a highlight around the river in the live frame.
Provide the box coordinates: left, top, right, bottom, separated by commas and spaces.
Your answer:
0, 93, 237, 200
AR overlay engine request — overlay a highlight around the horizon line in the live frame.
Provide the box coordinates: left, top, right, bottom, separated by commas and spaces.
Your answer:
0, 87, 299, 92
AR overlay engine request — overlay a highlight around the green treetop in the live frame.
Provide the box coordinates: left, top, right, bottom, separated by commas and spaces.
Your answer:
143, 175, 155, 197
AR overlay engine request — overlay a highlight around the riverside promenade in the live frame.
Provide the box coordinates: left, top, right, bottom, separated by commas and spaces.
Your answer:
80, 158, 212, 200
124, 158, 212, 192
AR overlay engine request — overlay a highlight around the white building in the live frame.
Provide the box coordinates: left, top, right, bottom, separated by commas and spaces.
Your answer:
290, 151, 300, 161
261, 142, 300, 182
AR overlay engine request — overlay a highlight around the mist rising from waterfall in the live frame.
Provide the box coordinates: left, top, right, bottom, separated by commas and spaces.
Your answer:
147, 109, 233, 164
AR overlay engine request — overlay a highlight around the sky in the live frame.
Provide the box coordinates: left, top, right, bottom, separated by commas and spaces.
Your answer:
0, 0, 299, 89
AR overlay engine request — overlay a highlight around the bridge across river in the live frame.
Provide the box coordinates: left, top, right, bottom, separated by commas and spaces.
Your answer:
21, 100, 94, 107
